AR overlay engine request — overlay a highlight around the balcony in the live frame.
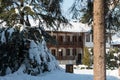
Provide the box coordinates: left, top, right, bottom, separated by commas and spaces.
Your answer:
58, 41, 83, 47
56, 56, 76, 60
47, 41, 83, 48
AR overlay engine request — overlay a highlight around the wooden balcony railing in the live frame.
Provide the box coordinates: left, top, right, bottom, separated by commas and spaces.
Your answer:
55, 56, 76, 60
58, 42, 83, 46
47, 41, 83, 48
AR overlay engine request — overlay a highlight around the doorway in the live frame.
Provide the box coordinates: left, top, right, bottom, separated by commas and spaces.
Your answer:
77, 53, 82, 64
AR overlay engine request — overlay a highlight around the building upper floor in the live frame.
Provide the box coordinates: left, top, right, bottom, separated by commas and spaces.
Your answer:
47, 31, 84, 48
45, 20, 115, 49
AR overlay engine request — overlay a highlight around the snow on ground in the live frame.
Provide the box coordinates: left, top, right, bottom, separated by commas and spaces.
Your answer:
60, 65, 120, 80
0, 65, 119, 80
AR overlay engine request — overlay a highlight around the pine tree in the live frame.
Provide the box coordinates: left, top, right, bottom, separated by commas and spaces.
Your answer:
93, 0, 106, 80
0, 0, 66, 76
0, 26, 60, 76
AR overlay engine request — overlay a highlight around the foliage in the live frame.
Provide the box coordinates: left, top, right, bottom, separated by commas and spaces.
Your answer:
0, 25, 59, 76
70, 0, 120, 31
82, 47, 91, 67
0, 0, 67, 28
106, 48, 120, 70
0, 0, 67, 76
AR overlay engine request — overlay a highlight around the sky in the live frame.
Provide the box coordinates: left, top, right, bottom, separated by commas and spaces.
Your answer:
29, 0, 75, 26
62, 0, 74, 12
61, 0, 75, 19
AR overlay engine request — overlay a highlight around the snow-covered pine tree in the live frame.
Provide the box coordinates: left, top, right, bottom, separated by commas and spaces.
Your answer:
0, 25, 59, 76
0, 0, 67, 76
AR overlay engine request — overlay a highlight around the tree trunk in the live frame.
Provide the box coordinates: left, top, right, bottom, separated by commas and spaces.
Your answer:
93, 0, 106, 80
119, 67, 120, 76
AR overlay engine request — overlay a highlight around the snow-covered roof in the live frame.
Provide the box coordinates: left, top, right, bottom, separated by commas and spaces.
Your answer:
28, 19, 91, 33
45, 21, 91, 33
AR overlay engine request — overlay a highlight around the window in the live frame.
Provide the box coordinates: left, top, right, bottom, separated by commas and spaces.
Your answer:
66, 36, 70, 42
72, 48, 77, 56
58, 49, 63, 59
59, 52, 63, 56
59, 36, 63, 42
78, 36, 82, 42
86, 34, 90, 42
72, 36, 77, 42
66, 49, 70, 56
51, 49, 56, 56
58, 49, 63, 56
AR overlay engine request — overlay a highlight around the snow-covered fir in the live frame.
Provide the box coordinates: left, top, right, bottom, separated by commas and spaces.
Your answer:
0, 24, 59, 76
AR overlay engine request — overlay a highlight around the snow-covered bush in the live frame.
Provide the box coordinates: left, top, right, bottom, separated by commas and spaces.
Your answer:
0, 25, 59, 76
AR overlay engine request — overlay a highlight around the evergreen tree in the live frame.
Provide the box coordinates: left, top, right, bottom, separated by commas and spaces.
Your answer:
106, 48, 120, 69
93, 0, 106, 80
70, 0, 120, 31
0, 26, 59, 76
106, 49, 117, 69
82, 47, 91, 67
0, 0, 67, 27
0, 0, 66, 76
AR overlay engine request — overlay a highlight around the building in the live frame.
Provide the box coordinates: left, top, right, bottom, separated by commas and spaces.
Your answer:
46, 20, 115, 64
84, 32, 111, 49
46, 21, 91, 64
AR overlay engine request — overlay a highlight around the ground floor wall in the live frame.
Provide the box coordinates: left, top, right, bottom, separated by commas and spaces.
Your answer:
49, 47, 83, 64
58, 60, 76, 64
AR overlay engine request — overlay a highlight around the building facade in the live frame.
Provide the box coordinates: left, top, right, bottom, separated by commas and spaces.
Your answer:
46, 20, 113, 65
45, 20, 92, 64
47, 31, 84, 64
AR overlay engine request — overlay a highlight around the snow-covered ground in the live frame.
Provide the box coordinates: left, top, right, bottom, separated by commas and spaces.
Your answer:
0, 65, 119, 80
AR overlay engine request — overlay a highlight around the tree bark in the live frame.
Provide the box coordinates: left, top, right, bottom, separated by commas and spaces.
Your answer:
93, 0, 106, 80
118, 66, 120, 76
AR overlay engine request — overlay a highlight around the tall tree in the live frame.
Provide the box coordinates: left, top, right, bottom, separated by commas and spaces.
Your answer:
70, 0, 107, 80
93, 0, 106, 80
0, 0, 67, 76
